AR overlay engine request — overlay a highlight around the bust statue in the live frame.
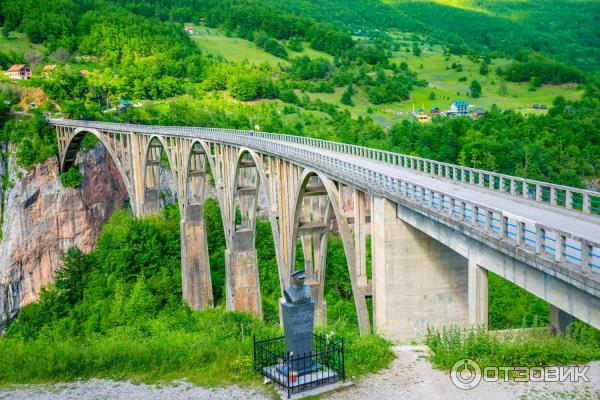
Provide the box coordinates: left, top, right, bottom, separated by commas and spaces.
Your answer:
283, 269, 312, 304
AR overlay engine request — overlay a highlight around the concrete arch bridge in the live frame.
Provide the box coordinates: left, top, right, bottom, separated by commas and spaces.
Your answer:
50, 119, 600, 340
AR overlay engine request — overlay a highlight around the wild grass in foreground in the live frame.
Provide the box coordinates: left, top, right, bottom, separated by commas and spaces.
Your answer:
0, 207, 393, 386
425, 323, 600, 371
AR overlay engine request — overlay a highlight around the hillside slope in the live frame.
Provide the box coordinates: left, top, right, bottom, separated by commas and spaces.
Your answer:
265, 0, 600, 69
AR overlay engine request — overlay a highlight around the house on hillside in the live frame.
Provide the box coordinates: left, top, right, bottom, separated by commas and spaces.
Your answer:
6, 64, 31, 80
43, 64, 57, 78
449, 100, 469, 114
185, 26, 194, 35
471, 108, 487, 120
431, 106, 441, 115
80, 69, 90, 76
118, 99, 134, 112
413, 108, 431, 123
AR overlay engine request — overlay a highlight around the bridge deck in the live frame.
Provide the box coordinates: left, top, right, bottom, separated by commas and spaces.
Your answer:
284, 142, 600, 241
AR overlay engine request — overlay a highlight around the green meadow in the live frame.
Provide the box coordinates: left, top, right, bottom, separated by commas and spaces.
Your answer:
0, 31, 44, 56
391, 44, 583, 114
190, 25, 332, 67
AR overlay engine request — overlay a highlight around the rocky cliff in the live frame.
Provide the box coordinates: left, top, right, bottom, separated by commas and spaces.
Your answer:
0, 141, 271, 330
0, 144, 127, 329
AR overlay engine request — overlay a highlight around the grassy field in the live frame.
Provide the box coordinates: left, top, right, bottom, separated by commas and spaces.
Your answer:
191, 27, 288, 66
190, 26, 332, 67
390, 44, 583, 114
0, 31, 44, 56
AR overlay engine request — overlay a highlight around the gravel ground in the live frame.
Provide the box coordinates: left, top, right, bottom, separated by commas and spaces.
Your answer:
0, 380, 270, 400
1, 346, 598, 400
325, 346, 600, 400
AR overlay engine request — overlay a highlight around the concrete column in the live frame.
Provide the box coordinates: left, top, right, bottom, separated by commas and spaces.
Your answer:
550, 305, 573, 334
143, 189, 160, 215
305, 232, 329, 327
225, 229, 262, 318
468, 259, 488, 327
298, 196, 330, 326
180, 204, 213, 310
372, 197, 469, 342
354, 189, 369, 287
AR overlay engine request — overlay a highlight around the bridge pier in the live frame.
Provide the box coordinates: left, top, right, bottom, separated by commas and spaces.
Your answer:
301, 232, 329, 326
468, 259, 488, 327
550, 305, 573, 334
372, 197, 469, 342
143, 189, 161, 215
181, 204, 214, 310
225, 233, 262, 318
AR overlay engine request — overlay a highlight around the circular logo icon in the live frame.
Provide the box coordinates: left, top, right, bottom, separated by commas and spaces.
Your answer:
450, 358, 481, 390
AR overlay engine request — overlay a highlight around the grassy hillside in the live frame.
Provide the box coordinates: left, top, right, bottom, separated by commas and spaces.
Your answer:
191, 25, 333, 66
265, 0, 600, 70
389, 44, 584, 115
0, 31, 44, 56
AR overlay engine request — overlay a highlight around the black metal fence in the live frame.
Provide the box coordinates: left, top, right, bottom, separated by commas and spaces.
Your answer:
253, 334, 345, 398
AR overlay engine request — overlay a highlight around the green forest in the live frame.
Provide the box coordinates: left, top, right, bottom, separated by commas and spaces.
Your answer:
0, 0, 599, 389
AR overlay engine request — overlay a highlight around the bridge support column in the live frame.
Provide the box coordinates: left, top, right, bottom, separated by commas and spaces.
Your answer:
143, 189, 160, 215
468, 259, 488, 327
225, 230, 262, 318
372, 197, 469, 342
550, 305, 573, 334
181, 204, 213, 310
301, 233, 328, 327
353, 189, 370, 289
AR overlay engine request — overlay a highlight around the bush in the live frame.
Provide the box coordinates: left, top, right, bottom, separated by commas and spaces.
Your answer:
425, 324, 600, 372
60, 168, 84, 189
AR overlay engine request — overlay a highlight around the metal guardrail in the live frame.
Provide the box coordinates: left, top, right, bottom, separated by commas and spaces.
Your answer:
247, 131, 600, 216
49, 119, 600, 279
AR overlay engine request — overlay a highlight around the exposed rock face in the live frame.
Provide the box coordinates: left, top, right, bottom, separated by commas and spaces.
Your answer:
0, 144, 127, 329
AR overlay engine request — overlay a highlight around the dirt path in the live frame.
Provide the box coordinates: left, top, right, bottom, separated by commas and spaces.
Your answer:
1, 346, 597, 399
325, 346, 600, 400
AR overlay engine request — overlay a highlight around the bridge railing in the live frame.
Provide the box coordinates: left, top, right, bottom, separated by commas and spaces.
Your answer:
50, 120, 600, 278
237, 130, 600, 216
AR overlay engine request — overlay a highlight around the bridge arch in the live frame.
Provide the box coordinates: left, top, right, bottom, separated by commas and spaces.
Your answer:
141, 135, 178, 215
289, 169, 370, 329
60, 127, 135, 202
231, 148, 285, 287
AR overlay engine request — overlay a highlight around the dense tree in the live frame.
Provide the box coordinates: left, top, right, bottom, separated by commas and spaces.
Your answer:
412, 42, 421, 57
341, 89, 353, 106
502, 54, 584, 84
470, 80, 482, 98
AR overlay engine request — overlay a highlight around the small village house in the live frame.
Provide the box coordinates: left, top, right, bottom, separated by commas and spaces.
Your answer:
6, 64, 31, 80
413, 108, 431, 123
449, 100, 469, 115
185, 26, 194, 35
118, 99, 134, 112
431, 106, 441, 115
471, 108, 487, 120
80, 69, 90, 76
